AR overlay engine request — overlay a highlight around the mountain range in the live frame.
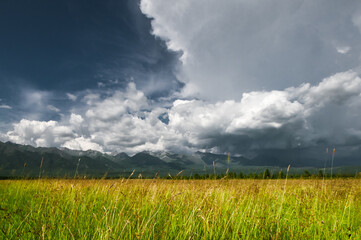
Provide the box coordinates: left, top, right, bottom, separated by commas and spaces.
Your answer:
0, 141, 360, 178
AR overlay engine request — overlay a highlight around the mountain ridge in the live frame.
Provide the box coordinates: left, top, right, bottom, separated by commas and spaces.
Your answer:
1, 141, 360, 177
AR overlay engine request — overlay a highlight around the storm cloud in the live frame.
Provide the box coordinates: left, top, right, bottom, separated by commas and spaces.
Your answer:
141, 0, 361, 100
1, 0, 361, 165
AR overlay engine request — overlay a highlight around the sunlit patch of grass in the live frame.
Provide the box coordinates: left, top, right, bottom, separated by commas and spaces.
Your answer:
0, 179, 360, 239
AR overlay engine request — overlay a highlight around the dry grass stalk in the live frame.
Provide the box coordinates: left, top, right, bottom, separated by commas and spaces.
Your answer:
176, 170, 184, 177
331, 148, 336, 179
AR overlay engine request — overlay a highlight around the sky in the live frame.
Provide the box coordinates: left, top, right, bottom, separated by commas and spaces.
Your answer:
1, 0, 361, 163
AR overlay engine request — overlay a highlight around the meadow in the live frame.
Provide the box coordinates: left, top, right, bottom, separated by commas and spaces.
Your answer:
1, 178, 360, 239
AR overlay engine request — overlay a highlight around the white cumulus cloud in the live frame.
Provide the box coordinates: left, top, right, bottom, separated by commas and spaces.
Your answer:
2, 72, 361, 155
6, 119, 75, 147
62, 137, 104, 152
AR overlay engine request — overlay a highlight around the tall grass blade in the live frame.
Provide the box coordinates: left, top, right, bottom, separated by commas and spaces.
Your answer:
74, 158, 81, 178
213, 161, 216, 176
331, 148, 336, 179
323, 148, 328, 178
39, 157, 44, 178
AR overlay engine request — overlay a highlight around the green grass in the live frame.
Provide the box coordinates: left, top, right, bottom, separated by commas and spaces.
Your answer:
1, 179, 360, 239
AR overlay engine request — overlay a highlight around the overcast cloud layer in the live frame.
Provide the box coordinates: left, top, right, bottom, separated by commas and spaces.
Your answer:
1, 0, 361, 163
141, 0, 361, 100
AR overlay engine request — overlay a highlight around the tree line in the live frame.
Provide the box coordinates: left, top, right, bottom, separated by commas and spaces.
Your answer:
163, 169, 361, 180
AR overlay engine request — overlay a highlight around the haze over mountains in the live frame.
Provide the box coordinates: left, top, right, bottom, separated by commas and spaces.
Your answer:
1, 141, 360, 177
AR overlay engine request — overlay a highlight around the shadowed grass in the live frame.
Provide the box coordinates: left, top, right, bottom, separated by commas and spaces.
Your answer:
0, 179, 360, 239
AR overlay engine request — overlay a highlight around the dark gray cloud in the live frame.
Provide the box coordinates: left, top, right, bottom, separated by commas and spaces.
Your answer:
0, 0, 182, 124
1, 0, 361, 166
141, 0, 361, 100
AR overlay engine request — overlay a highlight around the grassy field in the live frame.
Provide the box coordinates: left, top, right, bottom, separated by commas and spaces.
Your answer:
1, 179, 360, 239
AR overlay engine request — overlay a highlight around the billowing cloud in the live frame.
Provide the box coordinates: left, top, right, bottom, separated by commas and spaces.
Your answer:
285, 70, 361, 117
84, 82, 149, 121
69, 113, 84, 126
61, 137, 104, 152
6, 119, 75, 147
140, 0, 361, 100
3, 73, 361, 156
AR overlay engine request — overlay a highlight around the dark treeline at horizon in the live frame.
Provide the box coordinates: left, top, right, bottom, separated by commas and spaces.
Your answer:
1, 168, 361, 180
